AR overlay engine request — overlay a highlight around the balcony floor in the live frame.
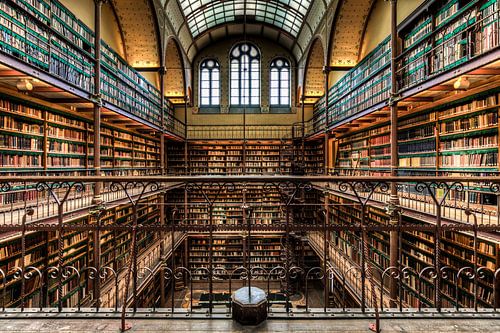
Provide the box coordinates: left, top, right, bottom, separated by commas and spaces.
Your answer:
1, 318, 498, 332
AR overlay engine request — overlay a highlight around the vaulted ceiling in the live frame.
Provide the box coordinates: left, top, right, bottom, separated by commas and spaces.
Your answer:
109, 0, 379, 101
178, 0, 312, 38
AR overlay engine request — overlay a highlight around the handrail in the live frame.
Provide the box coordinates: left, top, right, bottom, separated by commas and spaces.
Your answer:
187, 124, 293, 140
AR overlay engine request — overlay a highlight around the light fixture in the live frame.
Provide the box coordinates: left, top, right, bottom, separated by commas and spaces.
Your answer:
453, 76, 470, 90
16, 79, 33, 91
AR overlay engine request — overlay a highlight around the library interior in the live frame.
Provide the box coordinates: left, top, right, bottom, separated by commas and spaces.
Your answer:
0, 0, 499, 332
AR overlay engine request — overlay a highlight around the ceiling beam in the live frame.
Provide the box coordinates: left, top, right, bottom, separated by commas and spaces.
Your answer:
0, 70, 25, 77
45, 98, 84, 104
429, 85, 454, 91
32, 87, 65, 93
468, 68, 500, 75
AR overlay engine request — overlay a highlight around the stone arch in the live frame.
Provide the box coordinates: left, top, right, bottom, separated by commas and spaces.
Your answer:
164, 36, 186, 103
111, 0, 161, 67
327, 0, 375, 67
303, 37, 326, 100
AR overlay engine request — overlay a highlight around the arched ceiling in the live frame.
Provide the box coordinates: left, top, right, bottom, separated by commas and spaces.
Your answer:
303, 38, 325, 101
187, 23, 296, 58
328, 0, 374, 67
178, 0, 312, 38
165, 38, 186, 103
111, 0, 161, 67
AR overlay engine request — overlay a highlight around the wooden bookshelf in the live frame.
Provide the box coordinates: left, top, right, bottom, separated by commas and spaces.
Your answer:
167, 140, 292, 176
314, 189, 500, 308
0, 193, 162, 308
187, 234, 284, 279
312, 0, 499, 133
0, 92, 162, 179
333, 91, 500, 206
0, 0, 174, 129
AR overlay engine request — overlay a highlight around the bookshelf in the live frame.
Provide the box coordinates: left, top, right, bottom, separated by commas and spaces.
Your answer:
303, 141, 324, 175
187, 234, 284, 279
167, 141, 292, 176
0, 92, 161, 178
332, 91, 500, 207
0, 0, 175, 130
312, 0, 499, 133
313, 189, 500, 308
0, 193, 162, 308
168, 183, 284, 227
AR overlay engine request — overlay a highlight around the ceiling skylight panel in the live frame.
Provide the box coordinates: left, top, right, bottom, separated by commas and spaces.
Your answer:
179, 0, 312, 38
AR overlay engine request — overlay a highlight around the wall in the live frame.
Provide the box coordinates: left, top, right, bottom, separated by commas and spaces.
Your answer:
359, 0, 426, 59
180, 37, 307, 126
325, 0, 425, 88
59, 0, 159, 87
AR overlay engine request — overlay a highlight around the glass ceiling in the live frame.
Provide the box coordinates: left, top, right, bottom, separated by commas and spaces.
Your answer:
179, 0, 312, 38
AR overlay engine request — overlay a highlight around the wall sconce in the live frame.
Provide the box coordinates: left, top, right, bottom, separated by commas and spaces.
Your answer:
16, 79, 33, 92
453, 76, 470, 90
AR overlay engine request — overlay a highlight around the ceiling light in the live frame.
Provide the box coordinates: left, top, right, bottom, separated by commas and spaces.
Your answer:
453, 77, 470, 90
16, 79, 33, 91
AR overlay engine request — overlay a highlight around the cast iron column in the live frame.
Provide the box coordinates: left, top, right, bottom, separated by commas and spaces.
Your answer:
387, 0, 400, 308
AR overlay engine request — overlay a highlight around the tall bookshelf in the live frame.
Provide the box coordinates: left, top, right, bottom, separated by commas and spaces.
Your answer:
0, 92, 162, 177
314, 189, 500, 308
312, 0, 499, 133
332, 90, 500, 207
168, 183, 284, 227
187, 234, 284, 279
0, 193, 162, 308
167, 140, 293, 175
0, 0, 175, 129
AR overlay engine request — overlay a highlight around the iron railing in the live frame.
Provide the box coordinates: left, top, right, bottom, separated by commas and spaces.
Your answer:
0, 176, 497, 332
187, 125, 293, 140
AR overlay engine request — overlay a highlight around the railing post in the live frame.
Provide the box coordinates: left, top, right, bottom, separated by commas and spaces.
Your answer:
184, 96, 189, 175
323, 66, 330, 175
160, 66, 166, 175
92, 0, 106, 203
387, 0, 400, 309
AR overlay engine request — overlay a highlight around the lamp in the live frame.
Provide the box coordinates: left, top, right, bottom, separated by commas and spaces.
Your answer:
16, 79, 33, 92
453, 76, 470, 90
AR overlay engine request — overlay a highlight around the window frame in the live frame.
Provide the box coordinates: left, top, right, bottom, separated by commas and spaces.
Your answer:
199, 58, 221, 107
229, 42, 261, 107
269, 57, 291, 107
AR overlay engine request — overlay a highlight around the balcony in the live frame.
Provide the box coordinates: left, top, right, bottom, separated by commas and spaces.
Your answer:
0, 175, 497, 332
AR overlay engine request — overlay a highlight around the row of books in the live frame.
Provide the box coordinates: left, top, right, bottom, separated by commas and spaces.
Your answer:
440, 112, 498, 133
0, 134, 42, 150
440, 134, 498, 151
315, 0, 499, 126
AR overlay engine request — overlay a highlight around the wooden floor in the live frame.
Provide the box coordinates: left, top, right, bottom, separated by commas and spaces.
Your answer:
1, 318, 499, 332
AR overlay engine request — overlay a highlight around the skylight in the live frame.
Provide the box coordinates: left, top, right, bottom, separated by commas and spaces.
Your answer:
178, 0, 312, 38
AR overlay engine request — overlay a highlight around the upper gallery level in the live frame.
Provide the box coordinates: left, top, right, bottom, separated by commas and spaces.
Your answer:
0, 0, 498, 142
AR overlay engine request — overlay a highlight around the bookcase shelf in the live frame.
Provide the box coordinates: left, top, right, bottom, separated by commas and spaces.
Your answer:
167, 141, 292, 176
311, 0, 499, 134
187, 234, 284, 279
334, 91, 499, 181
0, 0, 177, 132
313, 189, 500, 308
0, 193, 161, 308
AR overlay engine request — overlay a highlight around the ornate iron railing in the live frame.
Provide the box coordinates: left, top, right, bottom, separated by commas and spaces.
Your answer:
0, 176, 498, 332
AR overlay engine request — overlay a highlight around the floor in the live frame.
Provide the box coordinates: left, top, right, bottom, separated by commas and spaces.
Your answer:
1, 318, 499, 332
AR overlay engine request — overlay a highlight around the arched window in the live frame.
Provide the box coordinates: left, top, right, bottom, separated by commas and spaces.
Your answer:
230, 43, 260, 106
199, 59, 220, 106
270, 58, 290, 106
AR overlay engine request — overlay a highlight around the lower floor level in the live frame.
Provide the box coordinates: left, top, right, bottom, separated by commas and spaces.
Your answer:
1, 317, 498, 332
